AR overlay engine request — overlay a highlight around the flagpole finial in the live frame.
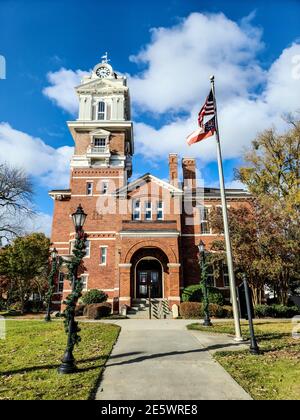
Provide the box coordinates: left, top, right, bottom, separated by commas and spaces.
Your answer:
210, 75, 215, 82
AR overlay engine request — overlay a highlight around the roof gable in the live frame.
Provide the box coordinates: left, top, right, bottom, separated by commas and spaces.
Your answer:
76, 77, 127, 94
115, 173, 183, 197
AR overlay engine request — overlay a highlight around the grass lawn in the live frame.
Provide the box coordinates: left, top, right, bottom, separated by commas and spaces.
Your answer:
0, 320, 120, 400
187, 321, 300, 400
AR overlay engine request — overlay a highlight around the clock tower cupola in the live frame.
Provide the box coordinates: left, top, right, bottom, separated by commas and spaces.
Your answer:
67, 53, 133, 182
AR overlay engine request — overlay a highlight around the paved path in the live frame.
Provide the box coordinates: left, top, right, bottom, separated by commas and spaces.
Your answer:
96, 319, 251, 400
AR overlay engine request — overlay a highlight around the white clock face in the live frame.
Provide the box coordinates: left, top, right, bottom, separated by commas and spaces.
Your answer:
96, 66, 111, 78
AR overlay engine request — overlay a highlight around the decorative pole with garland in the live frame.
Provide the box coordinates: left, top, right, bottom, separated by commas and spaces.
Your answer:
198, 240, 212, 327
45, 248, 60, 322
58, 204, 87, 375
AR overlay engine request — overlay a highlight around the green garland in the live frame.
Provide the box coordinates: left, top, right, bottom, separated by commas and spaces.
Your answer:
201, 259, 210, 315
62, 230, 86, 349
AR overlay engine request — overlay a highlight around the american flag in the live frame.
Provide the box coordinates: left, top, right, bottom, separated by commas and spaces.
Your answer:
198, 89, 215, 127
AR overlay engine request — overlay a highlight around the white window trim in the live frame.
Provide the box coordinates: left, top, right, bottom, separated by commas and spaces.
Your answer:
86, 181, 93, 196
157, 201, 164, 221
145, 201, 152, 221
97, 101, 106, 120
133, 200, 141, 221
96, 99, 112, 121
81, 274, 89, 291
199, 205, 212, 235
94, 137, 106, 147
99, 245, 108, 266
57, 272, 65, 293
101, 180, 109, 195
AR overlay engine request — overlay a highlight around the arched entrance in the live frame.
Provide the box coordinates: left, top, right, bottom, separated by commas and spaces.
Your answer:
135, 258, 163, 299
130, 246, 169, 300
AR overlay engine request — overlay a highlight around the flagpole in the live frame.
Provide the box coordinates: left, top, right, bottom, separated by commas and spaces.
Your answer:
210, 75, 243, 342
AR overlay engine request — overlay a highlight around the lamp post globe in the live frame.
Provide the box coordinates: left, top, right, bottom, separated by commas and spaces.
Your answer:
198, 239, 205, 255
51, 247, 58, 260
72, 204, 87, 231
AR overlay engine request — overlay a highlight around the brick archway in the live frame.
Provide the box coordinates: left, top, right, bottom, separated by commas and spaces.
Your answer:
122, 240, 178, 265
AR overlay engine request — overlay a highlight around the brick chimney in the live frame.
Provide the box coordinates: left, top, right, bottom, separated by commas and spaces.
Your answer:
182, 157, 196, 190
169, 154, 178, 188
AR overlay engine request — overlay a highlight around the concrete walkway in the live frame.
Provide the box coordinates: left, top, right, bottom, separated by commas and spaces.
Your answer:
96, 319, 251, 400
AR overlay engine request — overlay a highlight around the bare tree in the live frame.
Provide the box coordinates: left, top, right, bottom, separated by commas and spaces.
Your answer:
0, 163, 34, 242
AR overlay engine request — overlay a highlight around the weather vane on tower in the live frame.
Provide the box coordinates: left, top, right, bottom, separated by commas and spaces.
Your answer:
101, 52, 110, 64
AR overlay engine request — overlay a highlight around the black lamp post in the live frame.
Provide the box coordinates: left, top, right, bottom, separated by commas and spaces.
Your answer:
58, 204, 87, 375
45, 247, 58, 322
243, 274, 260, 355
198, 240, 212, 327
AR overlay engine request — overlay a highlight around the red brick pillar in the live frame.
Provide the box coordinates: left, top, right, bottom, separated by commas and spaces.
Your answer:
167, 263, 181, 308
119, 264, 132, 310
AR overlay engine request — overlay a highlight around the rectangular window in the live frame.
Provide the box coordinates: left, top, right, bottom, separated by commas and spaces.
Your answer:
93, 137, 106, 153
81, 275, 88, 291
199, 205, 210, 234
85, 240, 90, 257
133, 200, 141, 220
100, 247, 107, 265
97, 101, 105, 120
145, 201, 152, 221
102, 181, 109, 194
223, 264, 230, 287
157, 201, 164, 220
57, 273, 64, 293
86, 182, 93, 196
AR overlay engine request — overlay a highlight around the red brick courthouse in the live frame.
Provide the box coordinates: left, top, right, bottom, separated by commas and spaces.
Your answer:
49, 58, 250, 313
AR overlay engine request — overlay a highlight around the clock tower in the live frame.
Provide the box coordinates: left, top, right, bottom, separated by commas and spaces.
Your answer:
67, 54, 133, 185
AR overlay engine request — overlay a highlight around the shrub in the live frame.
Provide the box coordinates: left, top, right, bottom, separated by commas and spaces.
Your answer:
180, 302, 202, 318
201, 303, 224, 318
271, 304, 300, 318
207, 287, 224, 306
180, 302, 225, 319
0, 299, 7, 311
9, 302, 23, 312
181, 285, 224, 306
254, 304, 274, 318
254, 304, 300, 318
85, 303, 112, 319
24, 300, 44, 313
81, 289, 108, 305
222, 305, 233, 318
182, 285, 203, 302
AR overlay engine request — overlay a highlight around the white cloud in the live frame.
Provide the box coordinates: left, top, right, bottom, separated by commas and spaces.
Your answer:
43, 68, 89, 114
130, 14, 300, 163
129, 12, 265, 113
264, 42, 300, 112
41, 13, 300, 166
0, 122, 73, 188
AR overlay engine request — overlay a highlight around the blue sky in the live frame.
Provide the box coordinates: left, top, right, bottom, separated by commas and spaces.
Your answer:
0, 0, 300, 234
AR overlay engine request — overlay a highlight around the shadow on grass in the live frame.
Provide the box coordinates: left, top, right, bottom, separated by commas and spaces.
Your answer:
0, 351, 144, 377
